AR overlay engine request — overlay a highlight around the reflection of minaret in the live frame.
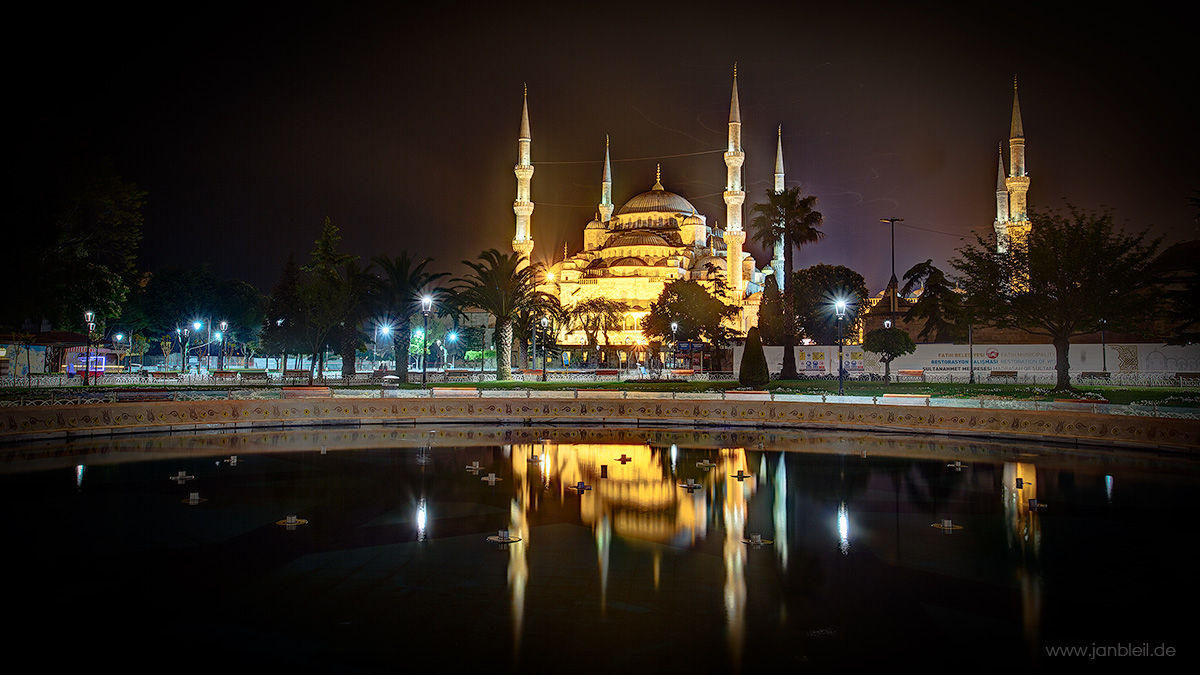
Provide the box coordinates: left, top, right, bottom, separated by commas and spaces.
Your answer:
723, 65, 746, 301
771, 126, 786, 290
512, 86, 535, 268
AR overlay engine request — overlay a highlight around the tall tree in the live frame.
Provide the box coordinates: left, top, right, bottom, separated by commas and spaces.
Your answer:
749, 187, 824, 379
791, 264, 868, 345
452, 249, 555, 380
302, 217, 358, 277
335, 260, 377, 379
757, 274, 785, 345
952, 205, 1161, 390
8, 158, 147, 330
260, 254, 306, 369
567, 298, 629, 349
372, 252, 449, 383
641, 279, 739, 347
900, 259, 964, 342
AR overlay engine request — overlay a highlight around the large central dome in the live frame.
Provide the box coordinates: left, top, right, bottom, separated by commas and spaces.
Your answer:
617, 183, 697, 216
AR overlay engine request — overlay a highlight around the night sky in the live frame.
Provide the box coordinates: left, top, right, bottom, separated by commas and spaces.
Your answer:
23, 2, 1198, 294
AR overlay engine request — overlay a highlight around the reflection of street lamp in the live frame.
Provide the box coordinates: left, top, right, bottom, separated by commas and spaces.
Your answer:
421, 296, 432, 388
540, 316, 550, 381
835, 299, 847, 396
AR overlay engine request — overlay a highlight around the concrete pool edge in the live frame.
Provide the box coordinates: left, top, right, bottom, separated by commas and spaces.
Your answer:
1, 395, 1196, 453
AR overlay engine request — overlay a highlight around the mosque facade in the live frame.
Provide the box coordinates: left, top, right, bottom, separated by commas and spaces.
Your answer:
510, 71, 783, 351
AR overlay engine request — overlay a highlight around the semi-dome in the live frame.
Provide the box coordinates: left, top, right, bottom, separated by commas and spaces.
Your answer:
606, 230, 672, 248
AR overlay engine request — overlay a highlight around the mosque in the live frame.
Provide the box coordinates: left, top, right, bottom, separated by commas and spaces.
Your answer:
509, 70, 779, 353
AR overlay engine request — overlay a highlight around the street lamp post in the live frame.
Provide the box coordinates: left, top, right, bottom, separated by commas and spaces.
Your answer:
835, 300, 847, 396
530, 317, 537, 381
83, 310, 95, 385
541, 316, 550, 382
879, 218, 904, 328
447, 331, 457, 369
421, 296, 432, 388
671, 325, 680, 367
1100, 318, 1108, 373
218, 321, 228, 370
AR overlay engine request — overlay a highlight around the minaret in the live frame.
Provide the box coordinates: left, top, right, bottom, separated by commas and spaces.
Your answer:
771, 125, 786, 290
993, 144, 1011, 252
722, 65, 746, 300
1004, 77, 1031, 251
599, 135, 614, 223
512, 86, 535, 267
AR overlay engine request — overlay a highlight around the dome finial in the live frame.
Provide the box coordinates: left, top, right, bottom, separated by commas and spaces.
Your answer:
653, 163, 663, 190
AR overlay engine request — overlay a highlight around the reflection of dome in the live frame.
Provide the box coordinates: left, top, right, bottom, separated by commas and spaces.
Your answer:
617, 185, 697, 216
608, 231, 671, 248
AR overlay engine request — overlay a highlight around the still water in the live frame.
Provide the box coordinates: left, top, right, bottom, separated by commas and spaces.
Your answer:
3, 426, 1196, 673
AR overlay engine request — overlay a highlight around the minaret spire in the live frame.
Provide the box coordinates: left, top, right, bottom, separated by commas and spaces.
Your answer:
995, 78, 1031, 262
512, 85, 535, 266
599, 135, 614, 222
771, 125, 786, 291
723, 64, 747, 303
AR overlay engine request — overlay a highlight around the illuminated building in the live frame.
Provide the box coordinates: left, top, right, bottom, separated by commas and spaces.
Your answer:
993, 77, 1031, 255
510, 69, 783, 346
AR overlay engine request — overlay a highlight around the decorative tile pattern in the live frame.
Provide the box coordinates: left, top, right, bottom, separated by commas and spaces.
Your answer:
1, 396, 1195, 450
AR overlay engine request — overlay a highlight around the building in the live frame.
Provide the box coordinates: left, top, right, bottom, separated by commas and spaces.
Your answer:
993, 77, 1030, 255
510, 70, 783, 357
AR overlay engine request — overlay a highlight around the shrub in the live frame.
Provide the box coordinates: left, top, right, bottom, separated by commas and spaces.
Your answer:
739, 327, 770, 387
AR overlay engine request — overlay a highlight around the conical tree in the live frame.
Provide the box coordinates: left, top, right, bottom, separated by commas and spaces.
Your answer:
739, 326, 769, 387
749, 187, 824, 379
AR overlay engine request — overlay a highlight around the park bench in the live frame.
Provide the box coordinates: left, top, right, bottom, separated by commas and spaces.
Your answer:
282, 386, 332, 399
116, 389, 176, 403
211, 370, 239, 381
1080, 371, 1111, 379
670, 369, 695, 378
883, 393, 931, 400
896, 369, 925, 382
240, 371, 269, 383
594, 369, 621, 378
1174, 372, 1200, 386
149, 371, 181, 381
282, 369, 310, 384
432, 387, 479, 397
724, 390, 771, 400
987, 370, 1019, 383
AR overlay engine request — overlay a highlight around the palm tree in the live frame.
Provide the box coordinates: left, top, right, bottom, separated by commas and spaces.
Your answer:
453, 249, 555, 380
749, 186, 824, 379
372, 252, 448, 384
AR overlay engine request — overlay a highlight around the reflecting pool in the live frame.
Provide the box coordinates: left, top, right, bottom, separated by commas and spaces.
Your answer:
3, 426, 1196, 672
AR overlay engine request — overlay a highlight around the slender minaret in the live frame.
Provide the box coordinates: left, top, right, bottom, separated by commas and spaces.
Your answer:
993, 144, 1011, 252
722, 65, 746, 300
599, 135, 614, 223
1004, 77, 1030, 251
771, 125, 786, 290
512, 86, 535, 267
